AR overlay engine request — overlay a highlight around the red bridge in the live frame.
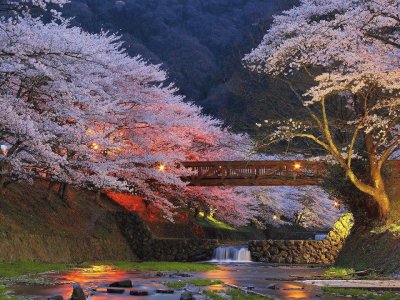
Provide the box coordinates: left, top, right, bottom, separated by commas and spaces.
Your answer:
182, 160, 400, 186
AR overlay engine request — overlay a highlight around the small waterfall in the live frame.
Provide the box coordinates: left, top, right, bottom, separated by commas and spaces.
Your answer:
211, 245, 252, 262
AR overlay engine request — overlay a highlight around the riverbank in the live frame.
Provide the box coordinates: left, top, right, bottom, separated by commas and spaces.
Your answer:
0, 261, 219, 299
336, 226, 400, 273
4, 261, 400, 299
0, 262, 336, 300
0, 181, 265, 263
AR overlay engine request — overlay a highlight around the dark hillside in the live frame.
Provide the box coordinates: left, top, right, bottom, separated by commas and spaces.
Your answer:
62, 0, 299, 133
0, 182, 136, 262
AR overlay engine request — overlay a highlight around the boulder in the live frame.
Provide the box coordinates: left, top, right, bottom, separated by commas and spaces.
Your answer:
285, 256, 293, 264
71, 284, 86, 300
269, 247, 279, 255
267, 284, 279, 290
180, 292, 195, 300
109, 280, 133, 288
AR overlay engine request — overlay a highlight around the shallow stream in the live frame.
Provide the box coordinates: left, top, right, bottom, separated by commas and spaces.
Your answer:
10, 263, 351, 300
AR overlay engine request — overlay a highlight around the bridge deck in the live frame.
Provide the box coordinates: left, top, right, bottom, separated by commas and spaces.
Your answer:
182, 160, 400, 186
182, 160, 327, 186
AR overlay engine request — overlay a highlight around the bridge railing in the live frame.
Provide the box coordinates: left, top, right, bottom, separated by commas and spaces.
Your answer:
182, 160, 328, 186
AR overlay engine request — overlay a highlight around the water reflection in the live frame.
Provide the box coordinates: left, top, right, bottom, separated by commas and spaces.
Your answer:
12, 263, 350, 300
201, 263, 348, 300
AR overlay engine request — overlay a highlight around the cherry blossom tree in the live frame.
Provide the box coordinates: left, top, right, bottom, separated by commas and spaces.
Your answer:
0, 1, 259, 225
244, 0, 400, 221
0, 0, 340, 227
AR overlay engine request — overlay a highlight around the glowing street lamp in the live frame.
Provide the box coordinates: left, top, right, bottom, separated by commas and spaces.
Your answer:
1, 145, 9, 155
157, 164, 166, 172
293, 162, 301, 171
91, 143, 100, 150
334, 201, 341, 209
273, 214, 279, 220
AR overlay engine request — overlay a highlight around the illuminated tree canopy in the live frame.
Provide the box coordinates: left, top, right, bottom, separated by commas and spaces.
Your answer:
245, 0, 400, 221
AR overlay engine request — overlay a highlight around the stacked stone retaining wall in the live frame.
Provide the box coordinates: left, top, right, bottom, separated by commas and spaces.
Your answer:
249, 214, 353, 264
114, 211, 219, 261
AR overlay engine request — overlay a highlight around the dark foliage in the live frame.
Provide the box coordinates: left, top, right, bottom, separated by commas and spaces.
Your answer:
62, 0, 299, 133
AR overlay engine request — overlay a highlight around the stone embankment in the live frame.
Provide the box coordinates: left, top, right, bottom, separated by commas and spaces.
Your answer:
115, 212, 219, 261
249, 214, 353, 264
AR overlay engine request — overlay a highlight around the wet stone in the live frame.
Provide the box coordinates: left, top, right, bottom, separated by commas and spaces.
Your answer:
71, 284, 86, 300
109, 280, 133, 288
170, 272, 192, 278
107, 288, 125, 294
156, 288, 174, 294
180, 292, 195, 300
92, 287, 107, 293
47, 296, 63, 300
267, 284, 279, 290
130, 290, 149, 296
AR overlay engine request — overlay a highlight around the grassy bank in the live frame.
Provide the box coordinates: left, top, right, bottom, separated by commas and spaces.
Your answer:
0, 261, 78, 278
100, 261, 218, 272
322, 287, 400, 300
166, 279, 223, 289
0, 261, 217, 278
0, 261, 218, 299
0, 285, 16, 300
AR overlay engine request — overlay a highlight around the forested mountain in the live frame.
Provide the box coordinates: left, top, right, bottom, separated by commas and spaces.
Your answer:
63, 0, 299, 133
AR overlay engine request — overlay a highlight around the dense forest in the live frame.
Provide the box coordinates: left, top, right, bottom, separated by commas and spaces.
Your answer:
62, 0, 299, 133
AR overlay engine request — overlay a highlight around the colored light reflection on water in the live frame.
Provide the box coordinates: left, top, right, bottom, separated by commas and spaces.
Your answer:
12, 263, 351, 300
200, 263, 349, 300
57, 265, 128, 284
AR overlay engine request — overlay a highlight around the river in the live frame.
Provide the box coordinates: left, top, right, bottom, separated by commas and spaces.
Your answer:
10, 263, 350, 300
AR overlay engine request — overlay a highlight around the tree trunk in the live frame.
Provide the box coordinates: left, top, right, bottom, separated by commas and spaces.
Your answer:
193, 207, 200, 219
0, 175, 7, 195
96, 190, 102, 202
372, 190, 390, 221
58, 182, 68, 200
47, 181, 57, 201
371, 166, 390, 221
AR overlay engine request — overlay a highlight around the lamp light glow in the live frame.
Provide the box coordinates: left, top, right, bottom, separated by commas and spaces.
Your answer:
293, 163, 301, 170
1, 145, 8, 155
334, 201, 341, 209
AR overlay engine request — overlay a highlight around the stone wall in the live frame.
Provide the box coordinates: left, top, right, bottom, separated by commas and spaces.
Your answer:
114, 212, 219, 261
249, 214, 353, 264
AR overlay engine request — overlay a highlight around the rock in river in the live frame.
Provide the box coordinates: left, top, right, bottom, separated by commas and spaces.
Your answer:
109, 280, 133, 288
156, 288, 174, 294
107, 288, 125, 294
130, 289, 149, 296
180, 292, 195, 300
71, 284, 86, 300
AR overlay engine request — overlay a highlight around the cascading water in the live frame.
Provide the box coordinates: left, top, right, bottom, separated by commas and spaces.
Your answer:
211, 245, 252, 262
